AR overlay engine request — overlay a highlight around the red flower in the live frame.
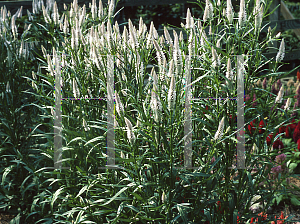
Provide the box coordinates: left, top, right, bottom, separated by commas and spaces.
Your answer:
248, 119, 257, 135
297, 70, 300, 81
245, 94, 251, 102
252, 93, 257, 107
258, 120, 266, 134
258, 212, 267, 221
285, 126, 291, 138
203, 105, 209, 114
293, 122, 300, 143
272, 211, 289, 224
297, 139, 300, 152
278, 126, 286, 134
266, 134, 273, 146
273, 139, 284, 149
228, 114, 237, 124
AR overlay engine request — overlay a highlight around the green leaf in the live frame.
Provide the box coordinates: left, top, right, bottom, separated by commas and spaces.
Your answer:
75, 185, 88, 199
177, 204, 188, 224
289, 163, 298, 170
291, 196, 300, 206
282, 138, 292, 146
130, 191, 144, 201
276, 194, 283, 205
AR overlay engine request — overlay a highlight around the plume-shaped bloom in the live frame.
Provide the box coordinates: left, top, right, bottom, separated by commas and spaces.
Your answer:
108, 0, 115, 18
124, 117, 136, 145
115, 91, 124, 117
27, 9, 33, 21
120, 151, 125, 159
83, 118, 90, 131
238, 0, 246, 27
275, 84, 284, 104
276, 38, 285, 63
150, 86, 162, 123
52, 1, 59, 25
91, 0, 97, 19
284, 98, 291, 111
73, 78, 80, 99
226, 58, 234, 84
203, 0, 213, 22
186, 8, 192, 29
211, 47, 220, 69
254, 0, 263, 33
168, 73, 176, 111
226, 0, 234, 24
11, 15, 17, 39
161, 191, 166, 203
42, 4, 51, 23
98, 0, 103, 18
214, 117, 225, 141
164, 26, 173, 46
6, 81, 11, 93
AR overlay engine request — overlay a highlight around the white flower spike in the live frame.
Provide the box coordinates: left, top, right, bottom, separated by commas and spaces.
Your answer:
275, 85, 284, 104
214, 117, 225, 141
276, 38, 285, 63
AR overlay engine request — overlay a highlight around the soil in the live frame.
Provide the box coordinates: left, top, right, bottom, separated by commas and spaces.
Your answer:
266, 176, 300, 223
0, 212, 16, 224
